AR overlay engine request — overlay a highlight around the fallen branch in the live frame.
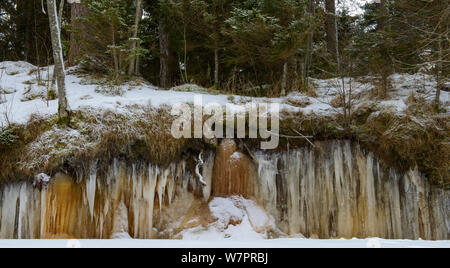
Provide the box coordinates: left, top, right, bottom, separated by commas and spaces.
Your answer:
267, 130, 315, 147
239, 138, 259, 165
291, 129, 315, 147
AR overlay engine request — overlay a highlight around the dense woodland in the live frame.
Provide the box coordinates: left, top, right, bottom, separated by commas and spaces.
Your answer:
0, 0, 448, 99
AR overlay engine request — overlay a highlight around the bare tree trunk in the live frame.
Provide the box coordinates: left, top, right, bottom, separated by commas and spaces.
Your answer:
281, 62, 288, 96
379, 72, 388, 98
52, 0, 65, 85
47, 0, 70, 123
135, 42, 141, 75
435, 34, 443, 106
214, 47, 219, 88
111, 23, 119, 78
183, 26, 188, 82
378, 0, 390, 98
23, 0, 32, 62
159, 22, 169, 89
128, 0, 142, 76
303, 0, 314, 90
378, 0, 387, 31
68, 0, 89, 66
325, 0, 339, 69
58, 0, 65, 26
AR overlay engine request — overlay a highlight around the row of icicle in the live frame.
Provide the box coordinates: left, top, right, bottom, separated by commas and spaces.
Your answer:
0, 140, 448, 239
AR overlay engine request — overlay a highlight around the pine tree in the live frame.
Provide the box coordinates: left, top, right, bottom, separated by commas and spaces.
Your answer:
159, 21, 169, 88
128, 0, 142, 76
224, 0, 313, 94
74, 0, 140, 77
303, 0, 315, 90
68, 0, 89, 66
393, 0, 449, 106
325, 0, 339, 70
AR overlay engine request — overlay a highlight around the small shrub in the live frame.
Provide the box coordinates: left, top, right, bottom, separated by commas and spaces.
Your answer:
47, 89, 57, 100
330, 95, 344, 108
94, 83, 125, 96
285, 95, 312, 108
405, 92, 434, 115
22, 80, 35, 85
21, 85, 45, 102
0, 127, 18, 148
0, 88, 17, 94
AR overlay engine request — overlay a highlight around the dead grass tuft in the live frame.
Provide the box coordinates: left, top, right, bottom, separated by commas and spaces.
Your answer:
357, 110, 449, 188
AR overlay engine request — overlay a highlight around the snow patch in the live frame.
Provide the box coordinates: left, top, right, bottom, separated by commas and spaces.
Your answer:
33, 173, 51, 190
110, 232, 132, 239
0, 61, 448, 128
229, 152, 242, 160
0, 61, 35, 75
179, 196, 276, 241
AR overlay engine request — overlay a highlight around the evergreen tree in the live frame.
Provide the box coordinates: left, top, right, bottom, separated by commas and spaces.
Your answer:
394, 0, 449, 106
224, 0, 314, 94
325, 0, 339, 70
73, 0, 147, 78
68, 0, 89, 66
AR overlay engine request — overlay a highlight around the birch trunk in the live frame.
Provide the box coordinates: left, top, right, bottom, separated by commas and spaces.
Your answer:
47, 0, 70, 122
52, 0, 65, 85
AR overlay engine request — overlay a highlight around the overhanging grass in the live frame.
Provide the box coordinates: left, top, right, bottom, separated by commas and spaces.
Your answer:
0, 101, 448, 189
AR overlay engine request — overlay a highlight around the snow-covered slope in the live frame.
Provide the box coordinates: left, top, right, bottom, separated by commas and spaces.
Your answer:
1, 61, 448, 126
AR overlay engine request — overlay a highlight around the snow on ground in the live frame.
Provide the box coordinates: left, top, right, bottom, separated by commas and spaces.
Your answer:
1, 61, 448, 126
4, 194, 444, 247
0, 238, 448, 248
0, 61, 299, 125
179, 196, 276, 241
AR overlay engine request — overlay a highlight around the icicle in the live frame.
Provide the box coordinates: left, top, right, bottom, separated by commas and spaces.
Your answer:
253, 141, 449, 240
201, 152, 214, 201
111, 201, 129, 238
0, 141, 448, 240
195, 150, 207, 186
86, 162, 97, 219
145, 164, 158, 238
365, 153, 377, 236
157, 168, 168, 211
0, 184, 21, 238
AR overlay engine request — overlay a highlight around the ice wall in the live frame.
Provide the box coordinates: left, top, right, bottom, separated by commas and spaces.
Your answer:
254, 140, 449, 240
0, 157, 214, 239
0, 140, 448, 240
